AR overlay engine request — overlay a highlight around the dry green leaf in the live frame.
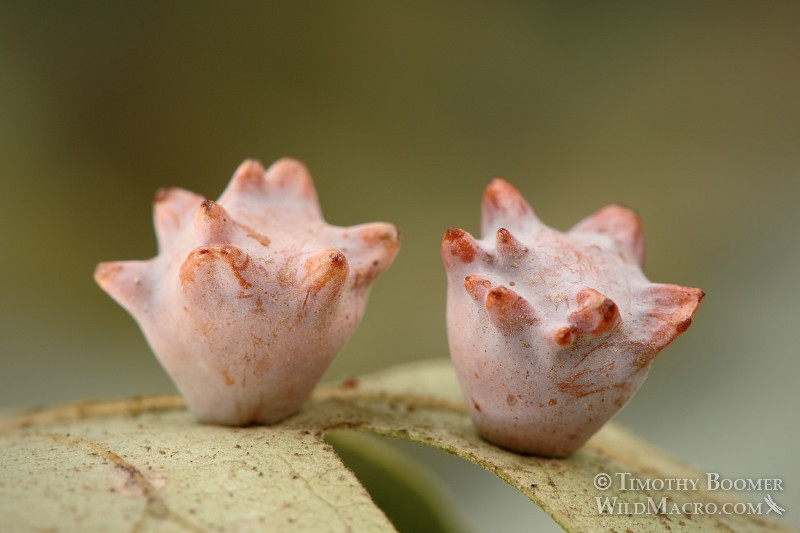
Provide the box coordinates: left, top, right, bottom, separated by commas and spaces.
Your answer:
0, 360, 795, 532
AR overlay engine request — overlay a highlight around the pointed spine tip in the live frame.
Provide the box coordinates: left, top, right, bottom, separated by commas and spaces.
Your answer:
153, 187, 205, 250
194, 200, 234, 245
154, 187, 173, 204
675, 291, 705, 331
570, 203, 645, 266
154, 186, 202, 207
361, 223, 401, 254
199, 199, 222, 215
323, 250, 348, 278
464, 274, 492, 300
554, 326, 574, 346
265, 158, 317, 200
484, 178, 518, 201
94, 260, 152, 315
480, 177, 538, 238
94, 261, 123, 287
485, 285, 537, 332
633, 284, 704, 363
180, 244, 251, 290
342, 222, 401, 288
346, 222, 400, 289
486, 285, 507, 303
482, 178, 533, 215
442, 227, 482, 266
651, 284, 704, 331
369, 223, 401, 272
233, 158, 267, 187
496, 227, 527, 260
678, 288, 705, 332
303, 248, 349, 304
569, 288, 620, 335
217, 159, 268, 206
388, 223, 401, 244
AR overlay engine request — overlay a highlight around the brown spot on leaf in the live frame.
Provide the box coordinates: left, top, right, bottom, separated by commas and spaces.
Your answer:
341, 377, 358, 389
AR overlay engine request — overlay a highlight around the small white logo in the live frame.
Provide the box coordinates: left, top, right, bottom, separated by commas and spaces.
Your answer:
764, 495, 786, 516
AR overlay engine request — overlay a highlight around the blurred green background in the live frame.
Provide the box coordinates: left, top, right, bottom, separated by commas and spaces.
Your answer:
2, 1, 798, 530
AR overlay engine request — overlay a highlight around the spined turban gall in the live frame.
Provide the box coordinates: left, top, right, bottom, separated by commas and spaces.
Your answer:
442, 178, 703, 457
96, 159, 400, 425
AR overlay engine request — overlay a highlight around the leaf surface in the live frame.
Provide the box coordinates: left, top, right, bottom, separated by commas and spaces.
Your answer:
1, 360, 794, 532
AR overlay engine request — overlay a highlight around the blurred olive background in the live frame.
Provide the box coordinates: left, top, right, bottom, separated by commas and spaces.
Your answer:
2, 1, 798, 530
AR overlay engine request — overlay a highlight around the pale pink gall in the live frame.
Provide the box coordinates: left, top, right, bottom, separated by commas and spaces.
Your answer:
442, 178, 703, 457
95, 158, 400, 425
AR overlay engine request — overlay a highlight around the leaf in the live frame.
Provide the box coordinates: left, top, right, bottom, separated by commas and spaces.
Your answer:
324, 431, 467, 533
0, 359, 795, 533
